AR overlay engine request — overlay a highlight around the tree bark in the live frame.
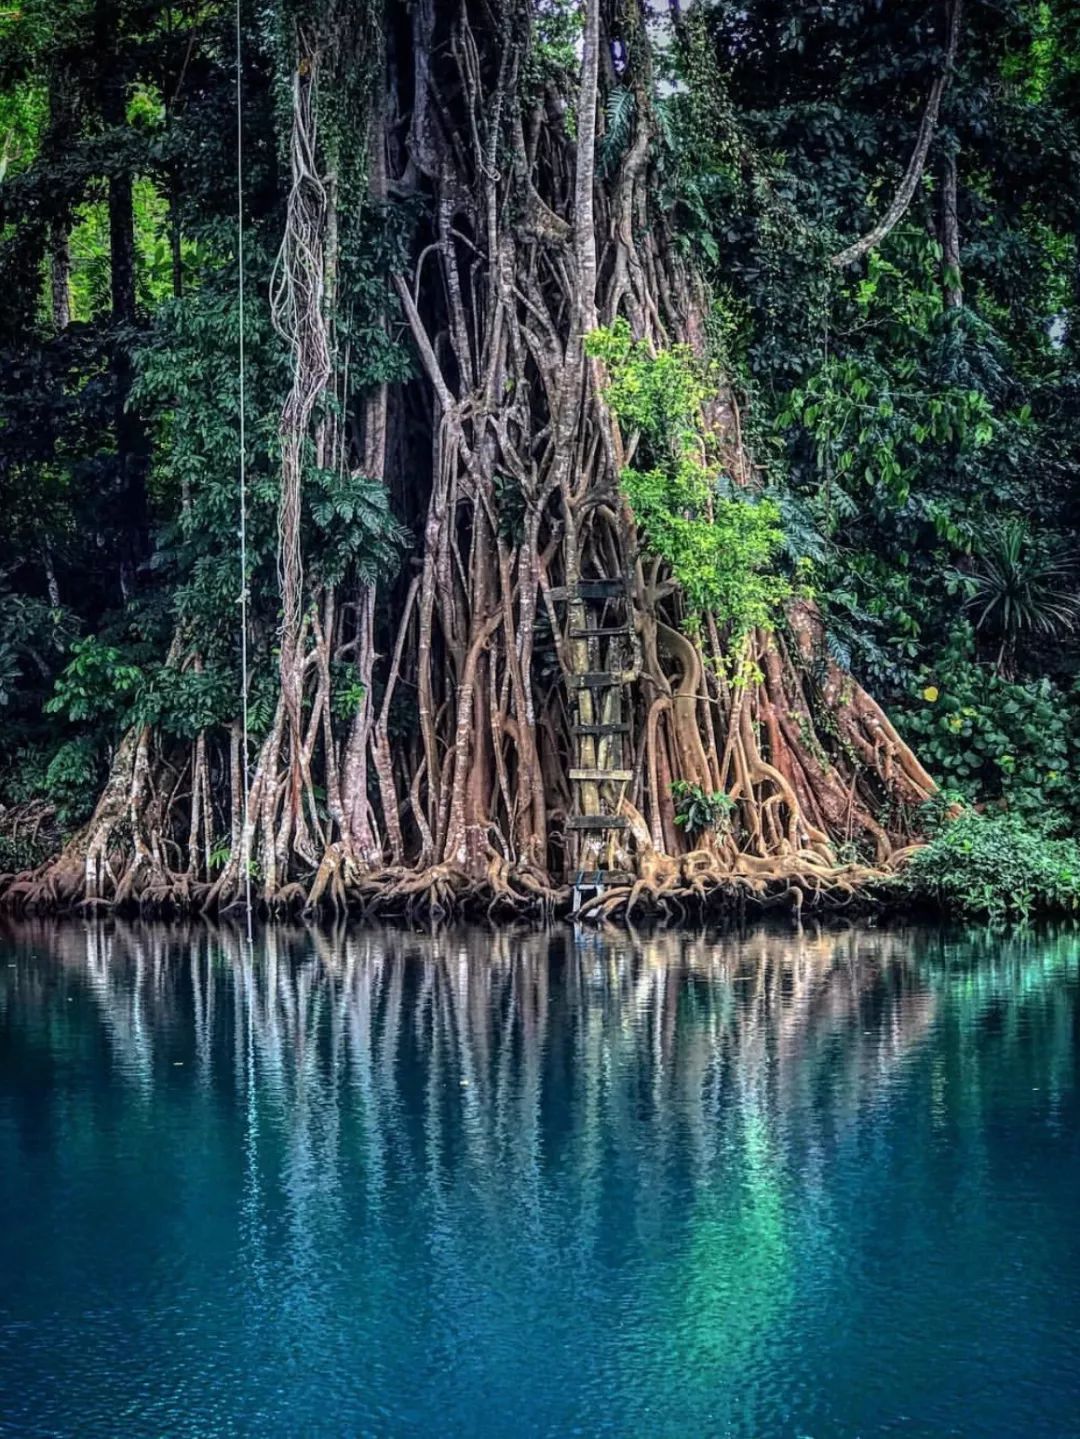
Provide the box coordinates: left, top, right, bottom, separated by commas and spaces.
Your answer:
49, 221, 71, 331
95, 0, 147, 596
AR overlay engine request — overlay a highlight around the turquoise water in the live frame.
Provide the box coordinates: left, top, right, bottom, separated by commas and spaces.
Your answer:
1, 920, 1078, 1437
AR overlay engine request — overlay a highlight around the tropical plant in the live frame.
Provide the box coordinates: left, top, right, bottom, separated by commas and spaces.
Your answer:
959, 521, 1078, 674
670, 782, 735, 837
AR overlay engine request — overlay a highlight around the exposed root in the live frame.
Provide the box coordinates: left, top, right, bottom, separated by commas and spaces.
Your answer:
1, 834, 896, 923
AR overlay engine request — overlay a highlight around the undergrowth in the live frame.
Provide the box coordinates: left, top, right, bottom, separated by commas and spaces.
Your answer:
893, 808, 1080, 921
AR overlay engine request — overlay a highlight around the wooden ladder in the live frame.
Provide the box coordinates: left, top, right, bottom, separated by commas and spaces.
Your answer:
554, 575, 638, 911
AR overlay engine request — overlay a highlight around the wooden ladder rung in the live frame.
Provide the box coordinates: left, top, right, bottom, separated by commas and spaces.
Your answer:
574, 579, 629, 599
569, 768, 633, 783
568, 671, 622, 689
548, 577, 631, 602
568, 625, 633, 639
565, 815, 629, 831
573, 722, 630, 736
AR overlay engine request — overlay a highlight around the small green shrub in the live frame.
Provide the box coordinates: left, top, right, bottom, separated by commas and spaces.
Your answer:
895, 809, 1080, 921
670, 781, 734, 837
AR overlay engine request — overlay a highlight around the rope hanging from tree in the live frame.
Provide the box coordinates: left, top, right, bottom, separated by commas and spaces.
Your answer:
235, 0, 252, 940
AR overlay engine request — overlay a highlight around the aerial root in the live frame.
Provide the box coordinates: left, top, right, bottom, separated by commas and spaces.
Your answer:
1, 854, 83, 911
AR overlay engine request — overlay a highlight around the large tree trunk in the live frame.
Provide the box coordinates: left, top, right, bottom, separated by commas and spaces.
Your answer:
6, 0, 937, 922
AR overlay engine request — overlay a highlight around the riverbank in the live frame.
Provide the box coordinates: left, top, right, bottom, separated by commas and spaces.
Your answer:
0, 855, 883, 923
4, 806, 1078, 924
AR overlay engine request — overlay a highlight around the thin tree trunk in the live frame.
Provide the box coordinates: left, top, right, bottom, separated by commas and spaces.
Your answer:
50, 221, 71, 331
942, 150, 963, 308
96, 0, 147, 597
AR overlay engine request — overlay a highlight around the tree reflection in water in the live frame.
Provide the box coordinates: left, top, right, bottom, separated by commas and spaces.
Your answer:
0, 918, 1076, 1436
5, 919, 1073, 1132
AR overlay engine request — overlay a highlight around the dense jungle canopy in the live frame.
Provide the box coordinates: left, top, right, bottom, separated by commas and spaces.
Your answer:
0, 0, 1078, 919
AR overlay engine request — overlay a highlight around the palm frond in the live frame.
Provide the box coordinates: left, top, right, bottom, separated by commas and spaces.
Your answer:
965, 520, 1079, 644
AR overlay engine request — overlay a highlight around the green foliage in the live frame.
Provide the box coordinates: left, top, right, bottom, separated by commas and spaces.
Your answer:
0, 830, 52, 873
524, 0, 582, 96
0, 0, 290, 816
45, 638, 143, 725
586, 320, 707, 448
44, 736, 101, 829
0, 583, 70, 706
778, 320, 997, 515
622, 463, 788, 628
0, 744, 50, 809
675, 0, 1080, 718
64, 179, 183, 321
896, 809, 1080, 921
131, 665, 236, 742
331, 665, 366, 721
670, 781, 735, 837
337, 201, 418, 389
131, 205, 408, 700
598, 87, 636, 178
894, 629, 1080, 829
133, 248, 283, 661
0, 80, 45, 181
309, 467, 407, 588
587, 320, 788, 633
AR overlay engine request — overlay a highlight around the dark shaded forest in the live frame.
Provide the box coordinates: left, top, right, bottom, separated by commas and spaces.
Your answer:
0, 0, 1078, 920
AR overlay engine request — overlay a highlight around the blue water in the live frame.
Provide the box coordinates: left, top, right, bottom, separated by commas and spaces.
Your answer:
1, 920, 1078, 1438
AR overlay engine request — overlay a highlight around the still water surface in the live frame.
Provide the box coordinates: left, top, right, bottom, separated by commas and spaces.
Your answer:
1, 919, 1078, 1437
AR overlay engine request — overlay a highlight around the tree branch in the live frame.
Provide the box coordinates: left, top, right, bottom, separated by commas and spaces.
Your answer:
830, 0, 962, 269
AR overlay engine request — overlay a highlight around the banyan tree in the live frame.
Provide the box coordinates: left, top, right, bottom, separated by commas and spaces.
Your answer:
4, 0, 943, 920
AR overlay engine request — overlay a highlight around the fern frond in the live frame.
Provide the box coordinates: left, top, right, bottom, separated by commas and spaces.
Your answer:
598, 87, 635, 177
